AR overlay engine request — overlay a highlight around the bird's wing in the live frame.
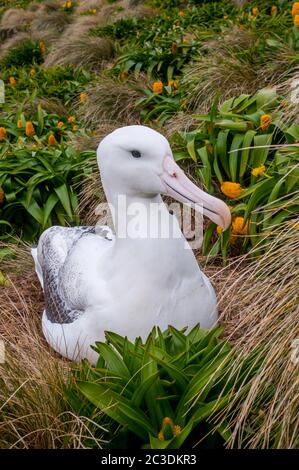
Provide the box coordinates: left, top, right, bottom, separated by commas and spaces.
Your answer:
33, 225, 113, 324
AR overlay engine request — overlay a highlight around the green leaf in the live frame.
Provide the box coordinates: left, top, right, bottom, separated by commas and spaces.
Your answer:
239, 130, 256, 178
229, 133, 244, 182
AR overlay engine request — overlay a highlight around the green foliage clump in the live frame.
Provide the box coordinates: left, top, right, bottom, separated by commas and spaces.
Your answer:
1, 39, 44, 68
67, 325, 234, 449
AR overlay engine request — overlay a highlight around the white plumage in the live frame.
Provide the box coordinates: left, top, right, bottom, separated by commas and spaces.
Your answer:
33, 126, 231, 364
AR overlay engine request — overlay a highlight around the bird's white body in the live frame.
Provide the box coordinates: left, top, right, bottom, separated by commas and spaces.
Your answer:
33, 126, 230, 364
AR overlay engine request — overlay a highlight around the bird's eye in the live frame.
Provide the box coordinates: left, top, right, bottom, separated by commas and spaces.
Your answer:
131, 150, 141, 158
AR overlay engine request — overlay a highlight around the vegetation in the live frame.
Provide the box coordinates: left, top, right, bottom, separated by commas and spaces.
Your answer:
0, 0, 298, 450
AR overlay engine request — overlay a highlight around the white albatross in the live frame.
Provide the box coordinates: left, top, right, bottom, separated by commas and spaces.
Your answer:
32, 125, 231, 364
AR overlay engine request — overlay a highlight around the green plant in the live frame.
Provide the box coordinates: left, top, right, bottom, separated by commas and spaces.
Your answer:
1, 39, 44, 67
0, 141, 94, 240
67, 325, 234, 449
180, 88, 299, 257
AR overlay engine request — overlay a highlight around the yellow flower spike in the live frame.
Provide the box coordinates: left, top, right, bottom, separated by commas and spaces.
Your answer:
252, 7, 258, 17
17, 119, 23, 128
119, 71, 128, 81
171, 42, 177, 54
57, 121, 64, 128
221, 182, 243, 199
68, 115, 76, 124
80, 92, 87, 104
292, 2, 299, 16
216, 225, 223, 236
25, 121, 35, 137
173, 425, 182, 436
251, 165, 266, 177
152, 81, 163, 94
271, 5, 278, 16
232, 216, 248, 235
0, 187, 5, 205
157, 431, 165, 441
294, 14, 299, 26
48, 134, 57, 146
9, 76, 16, 86
162, 417, 174, 427
260, 114, 272, 131
39, 41, 46, 55
0, 127, 7, 141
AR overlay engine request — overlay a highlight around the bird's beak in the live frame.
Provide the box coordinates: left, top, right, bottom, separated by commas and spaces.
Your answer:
161, 156, 231, 230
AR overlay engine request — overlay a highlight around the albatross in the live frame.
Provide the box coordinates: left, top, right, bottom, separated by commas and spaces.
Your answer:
32, 125, 231, 363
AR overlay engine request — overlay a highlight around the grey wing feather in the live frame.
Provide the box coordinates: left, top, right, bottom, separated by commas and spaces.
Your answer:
36, 226, 96, 324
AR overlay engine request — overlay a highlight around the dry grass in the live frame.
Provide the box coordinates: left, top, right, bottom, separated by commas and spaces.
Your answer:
211, 219, 299, 448
76, 75, 144, 129
0, 246, 108, 449
30, 11, 73, 44
0, 8, 31, 41
183, 27, 297, 112
44, 34, 114, 70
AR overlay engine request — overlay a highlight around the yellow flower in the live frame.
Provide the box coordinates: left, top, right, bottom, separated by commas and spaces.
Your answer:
0, 187, 4, 205
223, 15, 228, 20
173, 425, 182, 436
17, 119, 23, 128
178, 10, 185, 17
119, 71, 128, 81
25, 121, 35, 137
72, 124, 78, 131
216, 225, 222, 236
232, 216, 248, 235
39, 41, 46, 55
260, 114, 272, 131
68, 115, 76, 124
48, 133, 57, 145
162, 417, 174, 427
57, 121, 64, 128
292, 2, 299, 16
157, 431, 164, 441
221, 182, 243, 199
0, 270, 7, 286
80, 92, 87, 104
294, 14, 299, 26
9, 76, 16, 86
251, 165, 266, 177
271, 5, 278, 16
29, 68, 36, 77
0, 127, 7, 141
152, 81, 163, 94
91, 8, 97, 14
252, 7, 258, 17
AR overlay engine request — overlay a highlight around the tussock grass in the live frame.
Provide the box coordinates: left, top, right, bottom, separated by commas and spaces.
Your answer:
0, 8, 31, 41
44, 35, 114, 70
31, 11, 73, 44
213, 218, 299, 448
183, 27, 297, 111
76, 75, 144, 129
0, 247, 108, 449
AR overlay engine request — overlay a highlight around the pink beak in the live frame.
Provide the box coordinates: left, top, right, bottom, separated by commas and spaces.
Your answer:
161, 156, 231, 230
